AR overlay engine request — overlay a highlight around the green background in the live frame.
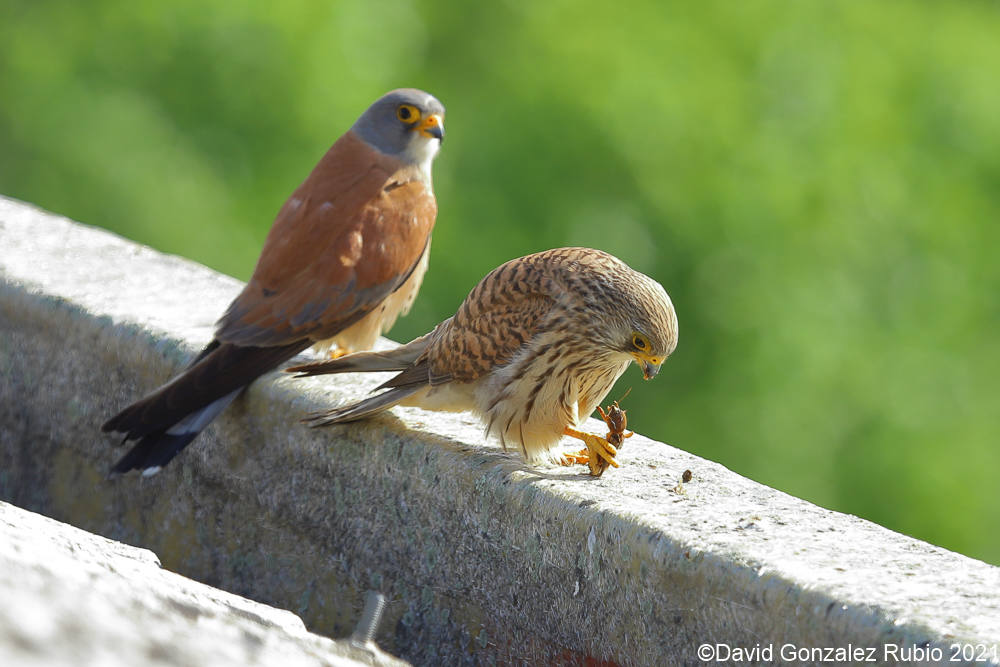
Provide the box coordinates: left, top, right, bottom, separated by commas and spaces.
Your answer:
3, 1, 998, 565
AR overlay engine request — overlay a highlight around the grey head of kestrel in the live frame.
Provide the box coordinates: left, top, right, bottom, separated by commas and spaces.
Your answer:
287, 247, 678, 476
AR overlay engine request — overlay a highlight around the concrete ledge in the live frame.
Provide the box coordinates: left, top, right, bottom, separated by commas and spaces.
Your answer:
1, 195, 998, 665
0, 501, 405, 667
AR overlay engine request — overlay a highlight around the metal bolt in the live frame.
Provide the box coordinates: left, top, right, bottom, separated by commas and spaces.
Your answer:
351, 590, 387, 645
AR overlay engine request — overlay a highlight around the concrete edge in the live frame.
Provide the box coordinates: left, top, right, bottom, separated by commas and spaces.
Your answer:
2, 195, 998, 666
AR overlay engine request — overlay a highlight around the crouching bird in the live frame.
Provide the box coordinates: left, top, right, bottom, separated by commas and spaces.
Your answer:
287, 247, 678, 476
103, 88, 446, 476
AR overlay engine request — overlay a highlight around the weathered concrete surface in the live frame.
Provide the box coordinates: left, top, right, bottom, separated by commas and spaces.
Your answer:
0, 501, 406, 667
1, 194, 999, 666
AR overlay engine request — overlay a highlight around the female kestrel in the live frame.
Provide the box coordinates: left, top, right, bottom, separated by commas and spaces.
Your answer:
287, 247, 678, 476
104, 89, 445, 475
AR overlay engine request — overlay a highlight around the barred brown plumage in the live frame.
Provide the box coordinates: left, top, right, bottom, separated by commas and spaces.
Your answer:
287, 247, 678, 476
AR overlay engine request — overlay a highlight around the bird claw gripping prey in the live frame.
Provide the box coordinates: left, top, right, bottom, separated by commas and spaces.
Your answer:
562, 426, 620, 477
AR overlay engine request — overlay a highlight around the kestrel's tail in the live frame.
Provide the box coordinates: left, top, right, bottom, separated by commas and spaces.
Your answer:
301, 385, 424, 426
104, 339, 310, 476
285, 333, 431, 377
286, 334, 433, 426
106, 390, 240, 476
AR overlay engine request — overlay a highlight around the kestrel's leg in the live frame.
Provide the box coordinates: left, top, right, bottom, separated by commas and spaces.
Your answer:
327, 345, 350, 360
562, 426, 620, 476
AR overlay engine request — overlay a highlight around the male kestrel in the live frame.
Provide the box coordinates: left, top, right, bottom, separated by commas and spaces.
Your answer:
103, 88, 446, 475
287, 247, 678, 476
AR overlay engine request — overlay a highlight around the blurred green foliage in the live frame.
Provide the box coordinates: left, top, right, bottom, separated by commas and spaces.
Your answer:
3, 1, 998, 564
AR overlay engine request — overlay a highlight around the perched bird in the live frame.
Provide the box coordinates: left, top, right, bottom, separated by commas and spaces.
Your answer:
103, 88, 446, 475
287, 247, 678, 476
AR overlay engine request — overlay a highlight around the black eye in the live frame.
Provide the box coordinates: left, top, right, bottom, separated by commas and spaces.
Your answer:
632, 333, 649, 350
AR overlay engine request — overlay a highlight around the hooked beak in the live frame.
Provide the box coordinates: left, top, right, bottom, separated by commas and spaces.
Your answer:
417, 113, 444, 141
632, 353, 664, 380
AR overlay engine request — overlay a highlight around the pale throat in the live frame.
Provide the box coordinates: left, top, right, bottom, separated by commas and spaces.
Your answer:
405, 138, 440, 184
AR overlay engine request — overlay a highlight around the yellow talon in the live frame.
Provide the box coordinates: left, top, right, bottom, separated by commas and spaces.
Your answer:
560, 449, 591, 466
327, 346, 349, 360
563, 426, 619, 477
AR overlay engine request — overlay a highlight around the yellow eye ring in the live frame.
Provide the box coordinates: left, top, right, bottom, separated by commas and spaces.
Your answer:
396, 104, 421, 123
631, 332, 649, 351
